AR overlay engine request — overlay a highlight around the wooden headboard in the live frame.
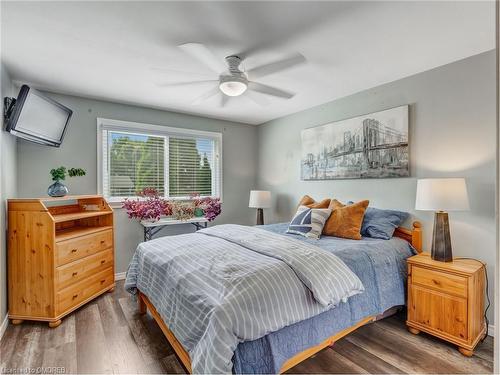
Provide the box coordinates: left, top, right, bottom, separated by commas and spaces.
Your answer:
394, 221, 422, 253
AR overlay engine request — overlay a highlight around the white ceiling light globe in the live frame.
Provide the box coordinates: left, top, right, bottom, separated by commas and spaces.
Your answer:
219, 80, 247, 97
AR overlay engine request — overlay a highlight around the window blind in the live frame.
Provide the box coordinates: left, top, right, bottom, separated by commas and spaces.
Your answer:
99, 120, 222, 201
169, 137, 215, 197
106, 131, 166, 198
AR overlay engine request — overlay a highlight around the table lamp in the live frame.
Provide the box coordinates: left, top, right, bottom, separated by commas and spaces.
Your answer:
415, 178, 469, 262
249, 190, 271, 225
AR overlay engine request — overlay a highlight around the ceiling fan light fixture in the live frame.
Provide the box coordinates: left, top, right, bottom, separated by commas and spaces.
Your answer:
168, 44, 306, 105
219, 80, 247, 97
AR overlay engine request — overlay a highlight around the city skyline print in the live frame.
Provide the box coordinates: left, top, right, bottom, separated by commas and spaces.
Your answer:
301, 105, 409, 180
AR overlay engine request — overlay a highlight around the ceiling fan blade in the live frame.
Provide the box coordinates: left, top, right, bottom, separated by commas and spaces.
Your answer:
156, 80, 218, 87
192, 86, 220, 105
220, 94, 229, 108
244, 90, 269, 106
248, 82, 295, 99
246, 53, 306, 79
179, 43, 226, 74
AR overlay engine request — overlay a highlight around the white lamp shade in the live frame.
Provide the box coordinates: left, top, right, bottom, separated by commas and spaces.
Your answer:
415, 178, 470, 211
249, 190, 271, 208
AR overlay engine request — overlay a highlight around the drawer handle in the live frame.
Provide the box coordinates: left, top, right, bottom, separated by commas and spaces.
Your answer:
100, 240, 106, 245
72, 294, 78, 299
432, 279, 441, 286
71, 248, 77, 253
100, 279, 106, 284
101, 260, 106, 264
72, 272, 78, 277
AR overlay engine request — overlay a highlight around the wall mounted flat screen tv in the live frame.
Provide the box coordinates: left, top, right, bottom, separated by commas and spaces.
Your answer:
5, 85, 72, 147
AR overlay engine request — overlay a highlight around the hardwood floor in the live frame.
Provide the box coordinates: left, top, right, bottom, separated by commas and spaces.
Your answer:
0, 280, 493, 374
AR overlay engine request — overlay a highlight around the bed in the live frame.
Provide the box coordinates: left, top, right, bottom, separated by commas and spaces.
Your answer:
125, 221, 422, 374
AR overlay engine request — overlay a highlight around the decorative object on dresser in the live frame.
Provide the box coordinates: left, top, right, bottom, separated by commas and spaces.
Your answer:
415, 178, 470, 262
47, 166, 87, 197
248, 190, 271, 225
7, 195, 115, 328
406, 253, 486, 356
300, 105, 409, 180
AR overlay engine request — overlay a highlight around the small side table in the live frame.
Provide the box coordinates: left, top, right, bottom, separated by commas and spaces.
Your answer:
141, 217, 209, 241
406, 252, 487, 356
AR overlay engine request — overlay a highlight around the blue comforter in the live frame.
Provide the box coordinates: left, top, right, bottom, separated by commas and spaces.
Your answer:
232, 223, 415, 373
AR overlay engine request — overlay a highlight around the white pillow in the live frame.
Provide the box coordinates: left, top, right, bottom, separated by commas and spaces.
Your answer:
286, 205, 332, 240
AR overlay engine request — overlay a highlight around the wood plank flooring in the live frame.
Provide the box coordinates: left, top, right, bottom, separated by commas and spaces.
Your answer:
0, 281, 493, 374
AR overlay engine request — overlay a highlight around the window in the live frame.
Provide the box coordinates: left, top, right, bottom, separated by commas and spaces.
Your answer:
98, 118, 222, 202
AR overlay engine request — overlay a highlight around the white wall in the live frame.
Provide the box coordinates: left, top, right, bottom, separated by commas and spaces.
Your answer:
16, 93, 258, 272
257, 50, 496, 324
0, 63, 18, 324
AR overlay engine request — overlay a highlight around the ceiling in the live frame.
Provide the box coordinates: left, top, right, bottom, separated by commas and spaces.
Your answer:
1, 1, 495, 125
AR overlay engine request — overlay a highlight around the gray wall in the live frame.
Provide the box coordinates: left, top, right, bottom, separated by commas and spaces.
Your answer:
257, 50, 496, 324
7, 50, 497, 327
16, 93, 258, 272
0, 63, 18, 324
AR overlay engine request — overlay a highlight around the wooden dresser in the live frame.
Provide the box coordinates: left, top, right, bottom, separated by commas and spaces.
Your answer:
406, 253, 486, 356
8, 195, 115, 328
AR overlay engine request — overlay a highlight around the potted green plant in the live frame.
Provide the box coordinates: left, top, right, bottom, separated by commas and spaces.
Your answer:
48, 167, 86, 197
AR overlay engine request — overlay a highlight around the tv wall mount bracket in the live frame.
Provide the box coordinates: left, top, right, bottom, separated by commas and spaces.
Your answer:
4, 97, 16, 122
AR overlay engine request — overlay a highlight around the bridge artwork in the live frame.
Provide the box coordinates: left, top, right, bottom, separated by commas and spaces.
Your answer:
301, 105, 409, 180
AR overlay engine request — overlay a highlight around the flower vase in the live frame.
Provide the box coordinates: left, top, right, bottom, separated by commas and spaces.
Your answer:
47, 180, 69, 197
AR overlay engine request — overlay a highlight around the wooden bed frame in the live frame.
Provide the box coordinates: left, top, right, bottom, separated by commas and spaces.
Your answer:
137, 221, 422, 374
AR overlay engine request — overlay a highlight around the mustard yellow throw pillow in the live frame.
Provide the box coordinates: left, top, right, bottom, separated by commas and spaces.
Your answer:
298, 195, 331, 209
322, 199, 369, 240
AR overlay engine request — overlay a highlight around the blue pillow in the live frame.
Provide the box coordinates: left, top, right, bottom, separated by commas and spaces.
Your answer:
362, 207, 409, 239
347, 202, 409, 239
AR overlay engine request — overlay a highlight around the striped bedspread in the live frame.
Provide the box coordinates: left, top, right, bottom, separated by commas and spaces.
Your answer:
124, 224, 364, 374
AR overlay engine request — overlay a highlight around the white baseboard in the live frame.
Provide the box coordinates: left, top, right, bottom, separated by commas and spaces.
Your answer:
488, 324, 495, 337
115, 271, 126, 281
0, 314, 9, 341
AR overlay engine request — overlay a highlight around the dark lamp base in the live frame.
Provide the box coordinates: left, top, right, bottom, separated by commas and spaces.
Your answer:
431, 211, 452, 262
256, 208, 264, 225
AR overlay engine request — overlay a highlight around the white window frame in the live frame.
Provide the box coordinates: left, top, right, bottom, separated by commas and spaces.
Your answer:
97, 118, 223, 206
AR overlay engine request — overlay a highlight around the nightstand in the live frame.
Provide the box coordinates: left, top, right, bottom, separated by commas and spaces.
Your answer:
406, 253, 486, 356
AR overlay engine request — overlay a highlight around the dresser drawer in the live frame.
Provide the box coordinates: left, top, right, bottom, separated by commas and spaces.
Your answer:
56, 248, 114, 289
411, 266, 467, 297
56, 267, 114, 315
56, 230, 113, 266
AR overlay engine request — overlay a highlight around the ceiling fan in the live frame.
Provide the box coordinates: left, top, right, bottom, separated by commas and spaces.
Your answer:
156, 43, 307, 107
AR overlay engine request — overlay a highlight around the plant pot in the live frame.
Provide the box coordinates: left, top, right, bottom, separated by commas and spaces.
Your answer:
194, 208, 204, 217
47, 181, 68, 197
